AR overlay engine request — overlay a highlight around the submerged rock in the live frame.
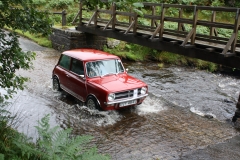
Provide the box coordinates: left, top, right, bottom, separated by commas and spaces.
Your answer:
204, 114, 214, 119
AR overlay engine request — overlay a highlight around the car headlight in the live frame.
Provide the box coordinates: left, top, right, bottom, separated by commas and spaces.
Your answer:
140, 87, 147, 94
108, 93, 115, 101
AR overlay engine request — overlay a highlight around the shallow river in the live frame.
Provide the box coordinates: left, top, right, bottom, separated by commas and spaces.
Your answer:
3, 37, 240, 159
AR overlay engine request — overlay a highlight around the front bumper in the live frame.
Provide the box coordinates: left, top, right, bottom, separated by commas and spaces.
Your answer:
104, 94, 148, 105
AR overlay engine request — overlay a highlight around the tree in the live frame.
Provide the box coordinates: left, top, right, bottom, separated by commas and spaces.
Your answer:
0, 0, 52, 102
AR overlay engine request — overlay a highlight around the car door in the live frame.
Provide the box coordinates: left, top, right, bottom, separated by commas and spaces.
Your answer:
57, 54, 72, 92
68, 58, 87, 101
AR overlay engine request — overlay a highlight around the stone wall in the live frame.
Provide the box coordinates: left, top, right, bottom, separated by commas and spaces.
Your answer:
50, 28, 107, 52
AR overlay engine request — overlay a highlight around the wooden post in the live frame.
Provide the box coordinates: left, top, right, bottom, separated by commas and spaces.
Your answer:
87, 11, 96, 26
181, 28, 194, 46
210, 11, 216, 36
221, 33, 235, 55
94, 6, 98, 27
178, 8, 183, 31
151, 6, 155, 28
62, 10, 67, 26
159, 4, 165, 38
231, 9, 240, 53
79, 2, 83, 25
129, 7, 132, 24
191, 5, 198, 45
112, 3, 116, 30
103, 17, 113, 30
133, 12, 138, 34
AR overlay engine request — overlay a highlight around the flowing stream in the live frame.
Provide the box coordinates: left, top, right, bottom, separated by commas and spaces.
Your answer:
2, 37, 240, 159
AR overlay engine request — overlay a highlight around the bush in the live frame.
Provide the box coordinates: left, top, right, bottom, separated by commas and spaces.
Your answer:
48, 0, 74, 10
32, 0, 48, 6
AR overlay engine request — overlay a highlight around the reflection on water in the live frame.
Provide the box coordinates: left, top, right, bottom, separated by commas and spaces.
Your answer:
3, 50, 240, 159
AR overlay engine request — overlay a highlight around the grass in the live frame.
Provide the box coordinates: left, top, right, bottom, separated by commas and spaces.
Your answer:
4, 27, 52, 48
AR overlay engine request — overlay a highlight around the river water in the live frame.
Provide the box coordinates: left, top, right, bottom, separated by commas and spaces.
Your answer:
2, 37, 240, 159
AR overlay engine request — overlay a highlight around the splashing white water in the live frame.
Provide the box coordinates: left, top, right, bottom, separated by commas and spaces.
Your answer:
135, 96, 166, 115
72, 105, 123, 126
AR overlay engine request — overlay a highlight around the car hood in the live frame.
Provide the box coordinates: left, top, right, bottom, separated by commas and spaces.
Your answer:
88, 73, 146, 92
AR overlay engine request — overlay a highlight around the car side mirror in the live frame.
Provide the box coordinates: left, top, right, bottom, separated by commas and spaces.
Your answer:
79, 75, 85, 79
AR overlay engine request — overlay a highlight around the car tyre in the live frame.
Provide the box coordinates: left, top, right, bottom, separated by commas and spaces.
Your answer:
86, 96, 101, 110
53, 77, 61, 91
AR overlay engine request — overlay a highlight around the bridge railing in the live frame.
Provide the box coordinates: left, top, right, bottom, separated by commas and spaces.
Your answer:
73, 2, 240, 57
53, 10, 67, 26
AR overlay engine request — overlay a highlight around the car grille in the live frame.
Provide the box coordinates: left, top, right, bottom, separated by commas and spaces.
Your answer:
115, 88, 141, 100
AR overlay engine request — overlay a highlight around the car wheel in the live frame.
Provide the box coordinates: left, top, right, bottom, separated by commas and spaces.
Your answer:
53, 77, 61, 91
86, 97, 100, 110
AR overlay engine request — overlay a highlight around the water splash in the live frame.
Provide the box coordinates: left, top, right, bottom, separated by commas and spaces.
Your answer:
135, 96, 166, 115
78, 105, 123, 126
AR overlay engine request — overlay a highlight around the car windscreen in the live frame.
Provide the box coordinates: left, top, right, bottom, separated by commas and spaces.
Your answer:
86, 59, 124, 78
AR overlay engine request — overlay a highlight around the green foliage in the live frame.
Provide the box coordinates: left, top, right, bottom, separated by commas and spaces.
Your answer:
82, 0, 146, 15
211, 0, 224, 6
158, 51, 178, 64
35, 114, 110, 160
0, 0, 52, 102
0, 154, 4, 160
1, 0, 52, 36
66, 7, 80, 25
51, 15, 63, 25
156, 51, 217, 71
32, 0, 48, 6
187, 58, 218, 71
196, 26, 209, 35
6, 28, 52, 48
236, 1, 240, 7
0, 31, 36, 102
48, 0, 74, 10
155, 0, 225, 6
217, 28, 232, 38
157, 51, 187, 65
164, 22, 178, 30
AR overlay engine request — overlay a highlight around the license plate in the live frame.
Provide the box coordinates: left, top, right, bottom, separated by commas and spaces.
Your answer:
119, 100, 137, 107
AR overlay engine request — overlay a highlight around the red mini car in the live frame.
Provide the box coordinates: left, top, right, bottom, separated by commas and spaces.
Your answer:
52, 49, 148, 110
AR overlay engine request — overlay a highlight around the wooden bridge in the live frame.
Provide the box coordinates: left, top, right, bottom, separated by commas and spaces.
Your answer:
72, 2, 240, 69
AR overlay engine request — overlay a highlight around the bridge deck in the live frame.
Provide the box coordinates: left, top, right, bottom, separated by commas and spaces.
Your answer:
86, 21, 240, 53
81, 21, 240, 56
74, 2, 240, 68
